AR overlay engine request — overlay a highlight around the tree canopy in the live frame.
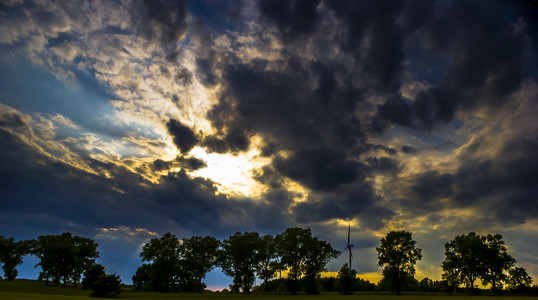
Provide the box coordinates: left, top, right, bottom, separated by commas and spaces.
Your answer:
219, 231, 260, 293
140, 232, 182, 291
255, 234, 278, 293
481, 234, 516, 294
507, 267, 533, 293
276, 227, 339, 295
0, 228, 533, 295
0, 236, 31, 281
376, 230, 422, 294
135, 233, 220, 292
32, 232, 99, 286
180, 235, 220, 292
442, 232, 523, 294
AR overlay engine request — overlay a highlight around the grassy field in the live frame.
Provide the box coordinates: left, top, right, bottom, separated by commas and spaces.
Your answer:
1, 280, 537, 300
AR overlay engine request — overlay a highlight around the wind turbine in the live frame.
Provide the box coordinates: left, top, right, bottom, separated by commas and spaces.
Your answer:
343, 223, 354, 269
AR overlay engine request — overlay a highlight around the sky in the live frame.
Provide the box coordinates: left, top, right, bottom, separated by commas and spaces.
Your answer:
0, 0, 537, 290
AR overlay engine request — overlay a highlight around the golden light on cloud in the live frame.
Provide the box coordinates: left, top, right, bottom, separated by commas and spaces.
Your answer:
97, 226, 160, 238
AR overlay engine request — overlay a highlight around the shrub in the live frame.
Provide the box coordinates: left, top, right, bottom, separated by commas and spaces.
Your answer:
91, 274, 121, 298
82, 264, 106, 290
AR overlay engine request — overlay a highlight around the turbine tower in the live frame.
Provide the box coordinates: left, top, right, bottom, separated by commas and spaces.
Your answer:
344, 223, 354, 269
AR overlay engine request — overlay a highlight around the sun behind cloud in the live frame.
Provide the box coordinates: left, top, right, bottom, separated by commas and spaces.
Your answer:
188, 137, 271, 198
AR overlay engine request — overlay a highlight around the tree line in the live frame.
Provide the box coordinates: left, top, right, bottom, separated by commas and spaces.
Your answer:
0, 233, 121, 297
442, 232, 534, 295
133, 227, 338, 295
0, 229, 535, 296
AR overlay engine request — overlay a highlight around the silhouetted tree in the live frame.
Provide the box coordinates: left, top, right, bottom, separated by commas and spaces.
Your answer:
302, 234, 339, 295
132, 264, 151, 290
255, 234, 278, 293
140, 233, 182, 291
91, 273, 121, 298
0, 236, 31, 281
337, 263, 356, 295
180, 235, 220, 292
507, 267, 533, 293
376, 230, 422, 295
82, 263, 106, 290
219, 232, 260, 293
72, 235, 100, 287
276, 227, 339, 295
481, 234, 515, 294
441, 263, 461, 293
33, 233, 98, 286
442, 232, 485, 293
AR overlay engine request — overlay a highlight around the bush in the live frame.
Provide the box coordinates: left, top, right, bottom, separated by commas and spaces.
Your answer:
91, 274, 121, 298
82, 264, 106, 290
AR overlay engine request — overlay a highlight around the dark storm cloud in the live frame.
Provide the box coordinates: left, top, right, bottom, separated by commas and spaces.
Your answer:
372, 1, 527, 132
453, 137, 538, 218
133, 0, 188, 60
195, 0, 536, 227
372, 88, 461, 132
292, 183, 393, 229
208, 61, 365, 152
400, 145, 417, 154
274, 148, 361, 192
325, 0, 434, 92
202, 127, 250, 154
401, 135, 538, 224
258, 0, 321, 40
253, 165, 284, 189
151, 156, 206, 172
364, 157, 400, 174
175, 156, 207, 170
166, 119, 198, 154
152, 158, 171, 171
198, 0, 431, 223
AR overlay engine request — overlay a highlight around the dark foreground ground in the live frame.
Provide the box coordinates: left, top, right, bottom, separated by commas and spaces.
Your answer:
1, 280, 537, 300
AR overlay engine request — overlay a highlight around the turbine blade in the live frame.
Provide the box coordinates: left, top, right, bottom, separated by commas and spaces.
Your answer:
347, 223, 351, 244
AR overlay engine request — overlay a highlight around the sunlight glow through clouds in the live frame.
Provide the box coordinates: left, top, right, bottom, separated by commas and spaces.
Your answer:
189, 138, 271, 198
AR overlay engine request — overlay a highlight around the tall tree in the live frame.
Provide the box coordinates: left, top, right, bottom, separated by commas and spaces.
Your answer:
276, 227, 339, 295
255, 234, 278, 293
302, 234, 339, 295
376, 230, 422, 295
275, 227, 309, 294
481, 234, 515, 294
219, 232, 260, 293
140, 233, 182, 291
442, 232, 486, 292
0, 236, 31, 281
71, 235, 100, 287
180, 235, 220, 292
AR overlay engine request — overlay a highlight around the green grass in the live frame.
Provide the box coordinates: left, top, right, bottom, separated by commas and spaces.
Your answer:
1, 280, 537, 300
